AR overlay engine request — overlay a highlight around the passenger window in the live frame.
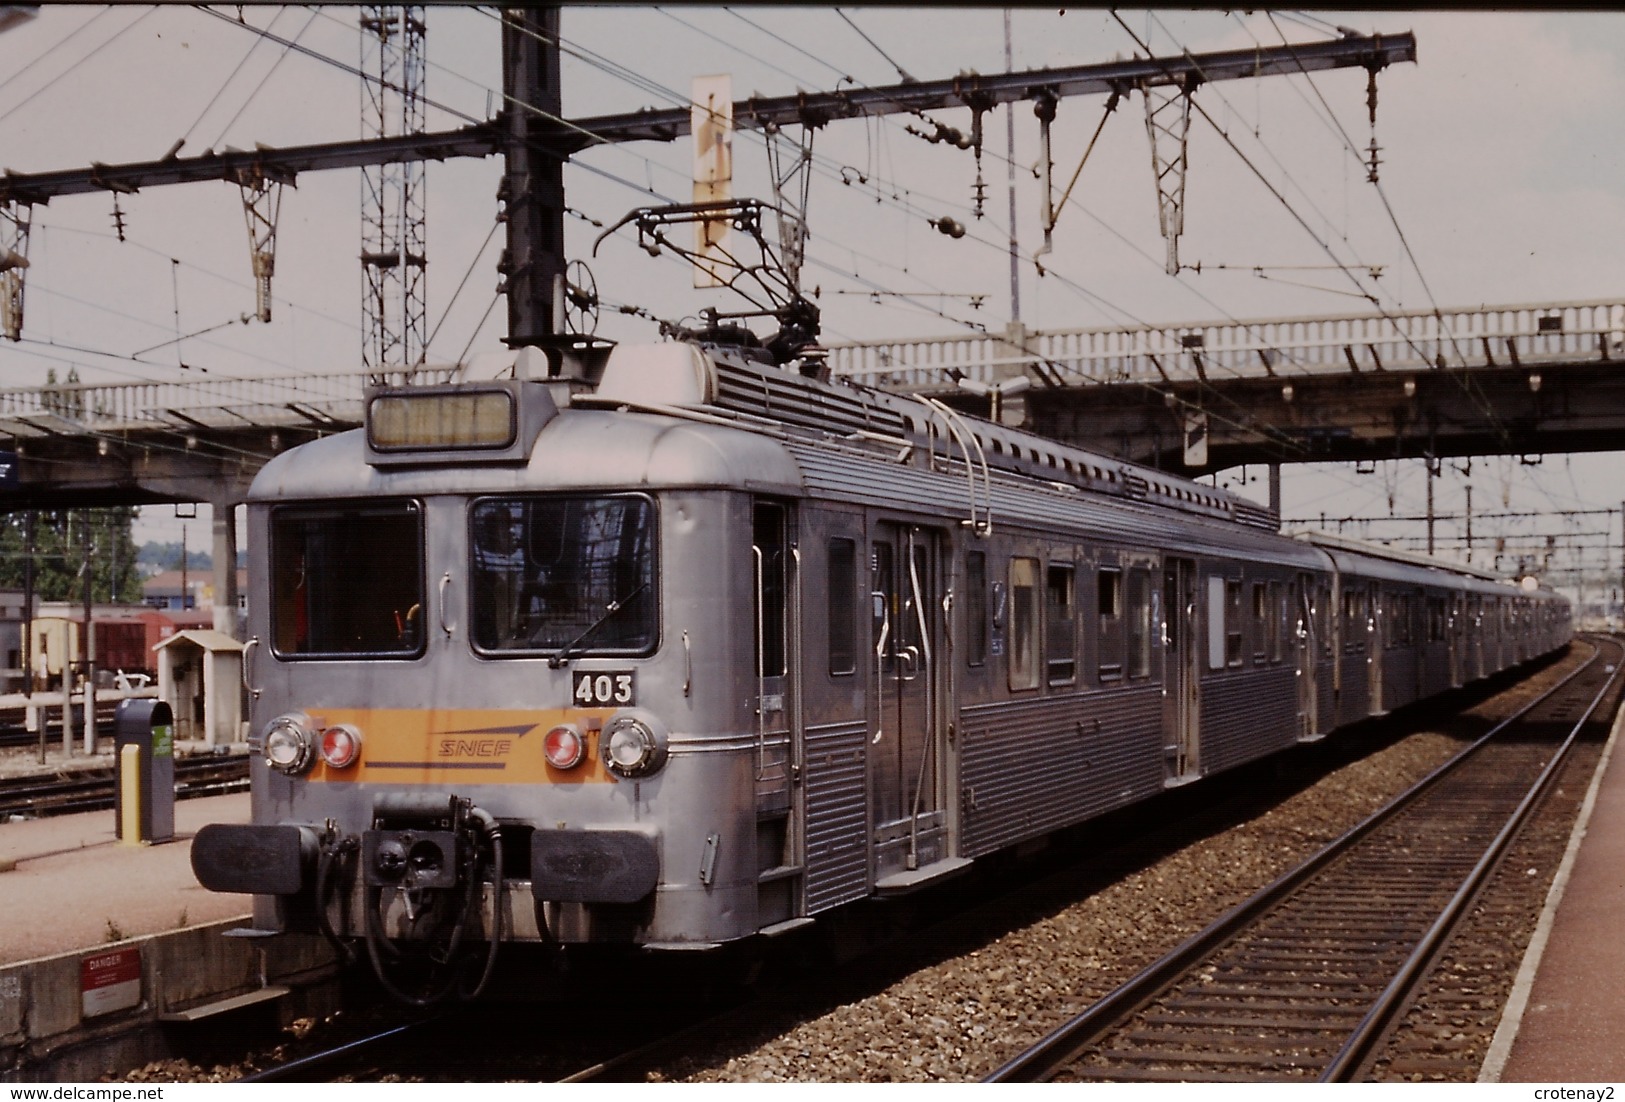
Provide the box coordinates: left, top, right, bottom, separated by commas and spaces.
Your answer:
828, 538, 856, 676
753, 503, 788, 678
1226, 580, 1244, 667
1344, 590, 1366, 653
1207, 575, 1226, 671
1046, 562, 1076, 685
1268, 582, 1284, 662
469, 495, 657, 657
1008, 557, 1040, 691
1318, 584, 1333, 658
966, 550, 988, 668
1126, 568, 1152, 678
1098, 567, 1124, 680
1252, 583, 1268, 663
271, 501, 425, 658
871, 541, 895, 674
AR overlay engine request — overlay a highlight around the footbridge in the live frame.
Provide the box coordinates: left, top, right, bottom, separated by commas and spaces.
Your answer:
825, 297, 1625, 474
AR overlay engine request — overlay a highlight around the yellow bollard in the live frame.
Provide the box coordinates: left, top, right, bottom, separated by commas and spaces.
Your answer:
119, 742, 142, 845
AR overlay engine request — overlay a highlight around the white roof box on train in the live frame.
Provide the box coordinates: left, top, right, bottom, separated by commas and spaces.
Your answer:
593, 343, 715, 407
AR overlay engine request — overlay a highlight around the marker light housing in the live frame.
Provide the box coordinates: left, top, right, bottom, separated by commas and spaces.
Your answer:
544, 724, 586, 770
319, 723, 364, 770
599, 715, 668, 779
262, 712, 319, 776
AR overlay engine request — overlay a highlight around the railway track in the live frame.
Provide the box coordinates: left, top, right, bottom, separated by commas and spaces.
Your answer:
0, 698, 125, 749
0, 753, 250, 819
986, 635, 1624, 1084
231, 988, 747, 1083
234, 1019, 440, 1084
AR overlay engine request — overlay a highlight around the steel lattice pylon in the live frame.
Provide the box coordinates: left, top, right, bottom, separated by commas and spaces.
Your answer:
1143, 79, 1193, 278
1, 200, 31, 342
360, 5, 427, 382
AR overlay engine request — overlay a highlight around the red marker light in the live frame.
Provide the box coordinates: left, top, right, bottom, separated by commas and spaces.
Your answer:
544, 725, 586, 769
319, 724, 363, 769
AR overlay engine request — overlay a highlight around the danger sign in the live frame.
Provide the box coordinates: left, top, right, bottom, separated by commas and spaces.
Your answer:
80, 946, 141, 1017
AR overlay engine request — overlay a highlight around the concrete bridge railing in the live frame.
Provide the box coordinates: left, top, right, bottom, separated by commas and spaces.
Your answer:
826, 298, 1625, 390
0, 365, 460, 437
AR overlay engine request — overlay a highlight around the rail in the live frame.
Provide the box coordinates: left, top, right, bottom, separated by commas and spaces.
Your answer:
0, 687, 158, 749
0, 753, 250, 818
827, 298, 1625, 390
985, 637, 1624, 1083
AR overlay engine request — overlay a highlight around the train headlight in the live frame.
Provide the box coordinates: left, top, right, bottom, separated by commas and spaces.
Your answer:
600, 715, 667, 779
543, 724, 586, 770
319, 724, 364, 770
262, 712, 319, 775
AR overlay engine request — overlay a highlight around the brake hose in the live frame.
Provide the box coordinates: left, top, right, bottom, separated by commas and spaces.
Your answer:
314, 833, 358, 966
361, 808, 505, 1007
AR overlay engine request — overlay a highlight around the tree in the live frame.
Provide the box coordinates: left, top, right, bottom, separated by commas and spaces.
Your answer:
0, 508, 141, 604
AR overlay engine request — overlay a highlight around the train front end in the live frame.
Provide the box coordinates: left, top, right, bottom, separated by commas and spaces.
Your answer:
190, 347, 801, 1002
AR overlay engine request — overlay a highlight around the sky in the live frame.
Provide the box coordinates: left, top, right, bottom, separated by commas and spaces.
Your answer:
0, 6, 1622, 610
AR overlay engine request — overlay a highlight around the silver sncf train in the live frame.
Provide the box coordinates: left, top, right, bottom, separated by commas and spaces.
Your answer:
192, 338, 1573, 1002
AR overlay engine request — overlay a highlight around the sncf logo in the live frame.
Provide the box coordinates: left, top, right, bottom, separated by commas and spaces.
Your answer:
436, 738, 513, 759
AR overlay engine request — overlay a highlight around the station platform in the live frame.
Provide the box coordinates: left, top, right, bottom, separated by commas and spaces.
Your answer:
0, 789, 252, 965
0, 771, 340, 1081
1483, 700, 1625, 1082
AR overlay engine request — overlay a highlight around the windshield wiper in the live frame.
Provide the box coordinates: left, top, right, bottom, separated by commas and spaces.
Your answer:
547, 581, 650, 669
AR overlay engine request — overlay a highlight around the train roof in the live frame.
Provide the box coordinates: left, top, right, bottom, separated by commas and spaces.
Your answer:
1294, 529, 1549, 595
572, 341, 1280, 529
247, 410, 803, 502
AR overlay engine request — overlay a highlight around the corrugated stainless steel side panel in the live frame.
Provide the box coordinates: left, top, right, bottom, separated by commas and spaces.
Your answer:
959, 686, 1163, 856
1199, 666, 1297, 773
1383, 649, 1422, 711
1317, 659, 1338, 734
785, 442, 1329, 569
1339, 654, 1372, 723
803, 719, 870, 913
1419, 642, 1452, 698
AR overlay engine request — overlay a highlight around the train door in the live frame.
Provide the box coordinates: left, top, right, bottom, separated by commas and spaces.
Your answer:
1293, 573, 1320, 740
751, 501, 802, 925
1162, 558, 1200, 784
1469, 595, 1485, 679
1367, 582, 1384, 712
869, 522, 951, 885
1448, 594, 1465, 686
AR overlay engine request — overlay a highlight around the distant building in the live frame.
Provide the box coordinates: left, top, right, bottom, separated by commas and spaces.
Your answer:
142, 568, 248, 613
27, 603, 195, 688
0, 587, 33, 692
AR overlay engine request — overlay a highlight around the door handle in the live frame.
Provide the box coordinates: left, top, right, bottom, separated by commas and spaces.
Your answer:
897, 644, 920, 680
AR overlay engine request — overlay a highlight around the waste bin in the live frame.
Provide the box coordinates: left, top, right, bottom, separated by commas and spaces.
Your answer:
114, 698, 175, 844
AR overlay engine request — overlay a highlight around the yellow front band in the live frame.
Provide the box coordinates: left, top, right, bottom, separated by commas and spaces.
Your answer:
304, 707, 619, 784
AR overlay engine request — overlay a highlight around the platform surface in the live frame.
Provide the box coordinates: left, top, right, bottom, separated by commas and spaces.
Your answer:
0, 791, 251, 965
1487, 699, 1625, 1082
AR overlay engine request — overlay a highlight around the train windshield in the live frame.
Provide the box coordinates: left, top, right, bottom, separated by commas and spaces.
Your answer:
270, 501, 426, 658
470, 494, 658, 656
